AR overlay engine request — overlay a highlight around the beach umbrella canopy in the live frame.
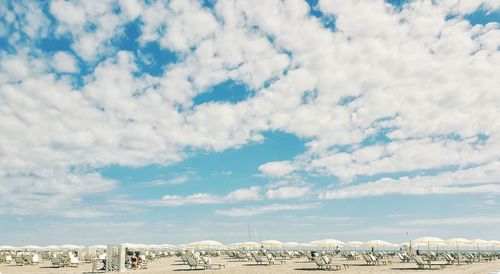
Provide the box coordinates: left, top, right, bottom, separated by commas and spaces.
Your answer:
20, 245, 41, 250
160, 244, 176, 249
346, 241, 364, 248
0, 245, 16, 250
412, 237, 445, 251
188, 240, 224, 250
470, 239, 489, 250
260, 240, 283, 248
446, 238, 471, 250
239, 241, 260, 249
309, 239, 345, 249
413, 237, 445, 245
284, 242, 299, 248
43, 245, 60, 250
365, 240, 393, 249
59, 244, 83, 250
88, 245, 107, 249
488, 240, 500, 247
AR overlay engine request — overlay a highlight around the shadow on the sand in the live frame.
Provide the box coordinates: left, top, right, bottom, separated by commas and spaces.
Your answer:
172, 268, 206, 271
294, 268, 333, 271
391, 267, 439, 270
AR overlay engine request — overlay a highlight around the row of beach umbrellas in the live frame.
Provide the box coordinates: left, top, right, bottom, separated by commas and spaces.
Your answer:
2, 238, 499, 251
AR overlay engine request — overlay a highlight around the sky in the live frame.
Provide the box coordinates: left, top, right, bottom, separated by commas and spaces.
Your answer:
0, 0, 499, 246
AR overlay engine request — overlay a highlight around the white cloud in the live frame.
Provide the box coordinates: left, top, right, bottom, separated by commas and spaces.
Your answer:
159, 186, 261, 206
215, 203, 319, 217
1, 0, 500, 217
319, 161, 500, 200
53, 51, 78, 73
259, 161, 296, 177
265, 181, 311, 199
400, 216, 500, 226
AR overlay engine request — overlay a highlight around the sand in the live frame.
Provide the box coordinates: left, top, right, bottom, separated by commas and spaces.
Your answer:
1, 256, 499, 274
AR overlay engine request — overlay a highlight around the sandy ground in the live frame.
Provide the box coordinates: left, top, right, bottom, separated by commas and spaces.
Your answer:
1, 256, 500, 274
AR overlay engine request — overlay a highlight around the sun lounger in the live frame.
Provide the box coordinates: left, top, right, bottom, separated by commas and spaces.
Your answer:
313, 256, 342, 270
186, 255, 205, 270
201, 256, 225, 270
412, 255, 447, 269
15, 256, 24, 266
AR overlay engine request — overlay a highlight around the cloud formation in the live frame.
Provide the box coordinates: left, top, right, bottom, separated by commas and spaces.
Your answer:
0, 0, 499, 217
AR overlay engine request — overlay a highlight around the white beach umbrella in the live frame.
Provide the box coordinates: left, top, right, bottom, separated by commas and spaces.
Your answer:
299, 243, 317, 250
239, 241, 260, 249
365, 240, 393, 250
470, 239, 489, 251
88, 245, 107, 249
346, 241, 364, 248
260, 240, 283, 249
59, 244, 83, 250
446, 238, 471, 251
309, 239, 344, 249
43, 245, 60, 250
412, 237, 445, 252
488, 240, 500, 247
0, 245, 16, 250
488, 240, 500, 251
160, 244, 176, 249
122, 243, 138, 249
20, 245, 41, 250
188, 240, 224, 250
284, 242, 300, 249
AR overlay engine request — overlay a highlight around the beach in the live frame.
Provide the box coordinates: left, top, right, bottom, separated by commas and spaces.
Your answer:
2, 256, 500, 274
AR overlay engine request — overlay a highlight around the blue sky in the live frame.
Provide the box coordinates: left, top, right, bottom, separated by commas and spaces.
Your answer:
0, 0, 499, 246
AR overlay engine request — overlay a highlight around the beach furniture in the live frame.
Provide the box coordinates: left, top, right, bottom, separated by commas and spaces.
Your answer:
201, 256, 225, 269
15, 256, 24, 266
412, 255, 447, 269
313, 256, 342, 270
397, 253, 411, 262
252, 253, 266, 265
52, 257, 61, 268
186, 255, 205, 270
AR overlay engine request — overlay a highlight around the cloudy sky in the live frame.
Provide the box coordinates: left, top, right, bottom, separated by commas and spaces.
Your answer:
0, 0, 499, 246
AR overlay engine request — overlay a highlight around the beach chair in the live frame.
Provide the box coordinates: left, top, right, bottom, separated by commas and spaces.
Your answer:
443, 253, 455, 264
6, 255, 12, 264
305, 252, 314, 262
52, 257, 61, 268
70, 255, 79, 267
265, 253, 286, 265
252, 253, 266, 265
412, 255, 447, 269
201, 256, 225, 270
15, 256, 24, 266
186, 255, 204, 270
369, 254, 391, 265
362, 253, 376, 265
313, 256, 342, 270
32, 254, 39, 264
